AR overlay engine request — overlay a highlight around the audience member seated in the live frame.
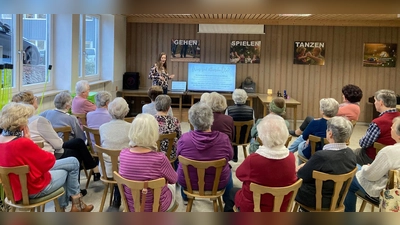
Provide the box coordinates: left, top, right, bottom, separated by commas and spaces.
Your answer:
288, 98, 339, 161
200, 92, 210, 103
225, 89, 254, 162
249, 97, 289, 154
154, 95, 182, 167
345, 116, 400, 212
290, 84, 363, 137
142, 86, 173, 116
355, 89, 400, 165
296, 116, 357, 209
87, 91, 112, 129
205, 92, 234, 141
71, 80, 96, 114
0, 102, 93, 212
177, 102, 233, 203
12, 91, 97, 191
40, 91, 87, 142
99, 97, 131, 209
224, 114, 297, 212
119, 113, 178, 212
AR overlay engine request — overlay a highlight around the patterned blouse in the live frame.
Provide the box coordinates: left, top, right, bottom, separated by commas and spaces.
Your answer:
148, 65, 170, 88
155, 115, 182, 159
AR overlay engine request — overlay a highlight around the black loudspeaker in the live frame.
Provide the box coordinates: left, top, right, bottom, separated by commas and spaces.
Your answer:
123, 72, 140, 90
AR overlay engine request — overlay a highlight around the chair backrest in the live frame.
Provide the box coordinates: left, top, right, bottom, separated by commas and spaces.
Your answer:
345, 120, 357, 145
309, 135, 329, 157
113, 171, 165, 212
72, 113, 87, 126
312, 167, 357, 211
256, 136, 292, 148
53, 126, 72, 142
82, 125, 101, 155
250, 178, 303, 212
232, 120, 254, 145
156, 132, 177, 164
178, 155, 226, 196
0, 165, 30, 205
93, 144, 121, 180
123, 117, 135, 123
374, 142, 386, 154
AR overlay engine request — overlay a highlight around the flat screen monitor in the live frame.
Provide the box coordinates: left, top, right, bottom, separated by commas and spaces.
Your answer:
187, 63, 236, 92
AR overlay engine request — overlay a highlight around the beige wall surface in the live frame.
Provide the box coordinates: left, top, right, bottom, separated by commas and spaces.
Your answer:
126, 23, 400, 123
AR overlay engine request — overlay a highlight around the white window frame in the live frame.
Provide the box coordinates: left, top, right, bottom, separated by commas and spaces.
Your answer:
79, 14, 100, 81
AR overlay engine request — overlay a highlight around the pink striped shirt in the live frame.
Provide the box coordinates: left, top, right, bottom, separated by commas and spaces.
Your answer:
119, 149, 177, 212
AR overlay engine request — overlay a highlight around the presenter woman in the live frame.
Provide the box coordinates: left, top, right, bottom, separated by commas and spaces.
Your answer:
148, 52, 175, 94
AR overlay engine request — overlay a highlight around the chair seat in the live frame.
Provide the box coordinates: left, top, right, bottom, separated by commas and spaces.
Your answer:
355, 190, 379, 206
166, 200, 179, 212
8, 187, 65, 208
182, 189, 225, 199
296, 202, 345, 212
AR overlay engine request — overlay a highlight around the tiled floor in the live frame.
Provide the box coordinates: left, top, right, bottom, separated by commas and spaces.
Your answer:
45, 121, 375, 212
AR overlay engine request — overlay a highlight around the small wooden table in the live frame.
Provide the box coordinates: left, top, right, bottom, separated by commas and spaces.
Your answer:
257, 94, 301, 129
120, 89, 184, 121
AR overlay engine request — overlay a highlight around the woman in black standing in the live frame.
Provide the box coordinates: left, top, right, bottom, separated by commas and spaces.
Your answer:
148, 52, 175, 94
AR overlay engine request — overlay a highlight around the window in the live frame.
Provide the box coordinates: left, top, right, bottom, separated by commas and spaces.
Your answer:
0, 14, 52, 92
79, 15, 100, 79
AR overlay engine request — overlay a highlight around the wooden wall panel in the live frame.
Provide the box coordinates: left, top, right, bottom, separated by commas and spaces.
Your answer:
126, 23, 400, 123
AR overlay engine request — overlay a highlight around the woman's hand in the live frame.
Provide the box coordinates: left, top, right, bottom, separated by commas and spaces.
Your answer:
296, 163, 305, 172
169, 74, 175, 79
22, 126, 31, 139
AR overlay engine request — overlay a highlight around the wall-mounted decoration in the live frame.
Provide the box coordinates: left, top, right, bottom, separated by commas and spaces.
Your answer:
230, 40, 261, 64
171, 39, 200, 62
363, 43, 397, 67
293, 41, 325, 65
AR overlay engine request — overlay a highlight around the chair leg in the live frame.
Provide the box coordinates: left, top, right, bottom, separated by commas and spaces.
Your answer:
243, 145, 248, 158
54, 198, 62, 212
85, 169, 94, 189
371, 204, 375, 212
10, 206, 16, 212
109, 184, 115, 206
293, 202, 299, 212
359, 200, 367, 212
186, 198, 194, 212
217, 196, 223, 212
213, 199, 218, 212
99, 183, 109, 212
36, 206, 41, 212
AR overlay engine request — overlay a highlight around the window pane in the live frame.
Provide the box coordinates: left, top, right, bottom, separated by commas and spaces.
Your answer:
22, 14, 49, 85
84, 15, 98, 76
0, 15, 15, 89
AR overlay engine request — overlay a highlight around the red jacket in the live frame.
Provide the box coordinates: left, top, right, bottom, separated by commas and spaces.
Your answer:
0, 137, 55, 201
234, 152, 297, 212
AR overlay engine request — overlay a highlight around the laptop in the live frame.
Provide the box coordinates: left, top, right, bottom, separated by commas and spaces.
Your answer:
170, 81, 187, 92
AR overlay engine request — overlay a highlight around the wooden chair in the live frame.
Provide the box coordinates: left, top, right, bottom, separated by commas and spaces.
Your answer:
294, 167, 357, 212
113, 172, 179, 212
93, 144, 121, 212
82, 125, 101, 189
374, 142, 386, 154
53, 126, 72, 142
346, 120, 357, 145
298, 135, 329, 163
232, 120, 254, 159
257, 136, 292, 148
72, 113, 87, 126
156, 132, 177, 169
178, 155, 226, 212
0, 165, 65, 212
34, 142, 44, 148
123, 117, 135, 123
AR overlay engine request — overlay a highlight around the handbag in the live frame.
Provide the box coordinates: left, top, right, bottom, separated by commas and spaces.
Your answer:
380, 170, 400, 212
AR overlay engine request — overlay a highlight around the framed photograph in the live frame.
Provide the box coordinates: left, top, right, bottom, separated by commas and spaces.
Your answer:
293, 41, 325, 65
230, 40, 261, 64
171, 39, 200, 62
363, 43, 397, 67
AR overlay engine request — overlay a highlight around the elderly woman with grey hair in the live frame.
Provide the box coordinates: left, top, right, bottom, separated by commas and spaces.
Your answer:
40, 91, 86, 142
177, 102, 233, 203
72, 80, 96, 114
87, 91, 112, 129
206, 92, 234, 141
296, 116, 356, 209
288, 98, 339, 161
225, 88, 255, 162
98, 97, 131, 209
154, 95, 182, 167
